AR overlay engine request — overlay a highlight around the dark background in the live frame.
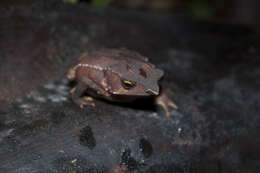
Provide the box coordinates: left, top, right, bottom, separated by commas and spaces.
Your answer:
79, 0, 260, 33
2, 0, 260, 32
0, 0, 259, 173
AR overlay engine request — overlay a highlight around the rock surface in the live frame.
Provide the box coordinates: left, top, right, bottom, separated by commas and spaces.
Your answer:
0, 1, 260, 172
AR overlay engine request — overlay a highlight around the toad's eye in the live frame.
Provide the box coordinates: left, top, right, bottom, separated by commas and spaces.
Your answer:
121, 80, 136, 89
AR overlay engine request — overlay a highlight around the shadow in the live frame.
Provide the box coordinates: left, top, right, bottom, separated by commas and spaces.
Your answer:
101, 96, 157, 112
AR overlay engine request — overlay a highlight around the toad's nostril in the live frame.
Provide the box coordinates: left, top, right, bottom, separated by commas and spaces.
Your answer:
139, 68, 147, 78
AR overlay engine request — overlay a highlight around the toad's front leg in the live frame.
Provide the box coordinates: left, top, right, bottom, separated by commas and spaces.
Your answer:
155, 92, 178, 117
70, 82, 96, 108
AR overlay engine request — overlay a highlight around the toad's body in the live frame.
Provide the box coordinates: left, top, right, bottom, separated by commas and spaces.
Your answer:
67, 49, 178, 116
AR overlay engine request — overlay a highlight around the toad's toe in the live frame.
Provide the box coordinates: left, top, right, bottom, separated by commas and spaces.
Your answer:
155, 92, 178, 117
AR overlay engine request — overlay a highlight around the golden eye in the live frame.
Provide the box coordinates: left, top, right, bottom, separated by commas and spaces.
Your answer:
121, 80, 136, 89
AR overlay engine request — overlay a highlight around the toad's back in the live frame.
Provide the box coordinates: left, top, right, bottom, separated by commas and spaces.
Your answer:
78, 49, 148, 70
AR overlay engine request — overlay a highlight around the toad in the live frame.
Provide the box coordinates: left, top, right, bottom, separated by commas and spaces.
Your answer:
67, 48, 178, 117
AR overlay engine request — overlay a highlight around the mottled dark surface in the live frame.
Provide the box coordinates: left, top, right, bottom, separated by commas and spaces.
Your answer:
0, 1, 260, 173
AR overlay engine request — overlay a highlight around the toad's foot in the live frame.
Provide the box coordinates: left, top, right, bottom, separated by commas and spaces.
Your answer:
73, 96, 96, 109
155, 92, 178, 117
70, 86, 96, 108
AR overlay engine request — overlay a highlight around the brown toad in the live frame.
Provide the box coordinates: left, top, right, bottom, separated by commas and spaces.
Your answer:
67, 49, 178, 116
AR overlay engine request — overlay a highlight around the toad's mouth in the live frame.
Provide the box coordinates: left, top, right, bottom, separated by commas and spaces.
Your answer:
145, 89, 159, 96
111, 90, 159, 96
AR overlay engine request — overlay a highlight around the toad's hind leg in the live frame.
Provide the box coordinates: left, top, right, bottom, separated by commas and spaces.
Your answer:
70, 82, 95, 108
